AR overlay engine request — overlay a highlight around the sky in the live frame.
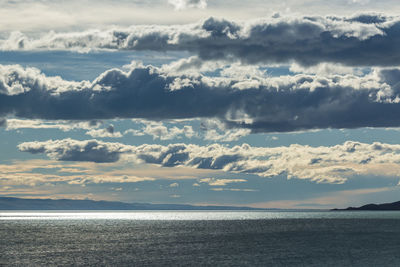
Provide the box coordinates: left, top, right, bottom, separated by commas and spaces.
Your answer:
1, 0, 400, 209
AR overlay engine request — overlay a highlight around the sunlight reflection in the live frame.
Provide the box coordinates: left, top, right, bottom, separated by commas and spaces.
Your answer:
1, 211, 400, 220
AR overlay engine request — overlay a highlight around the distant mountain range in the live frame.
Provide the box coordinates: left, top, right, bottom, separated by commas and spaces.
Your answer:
0, 197, 267, 211
3, 197, 400, 211
333, 201, 400, 211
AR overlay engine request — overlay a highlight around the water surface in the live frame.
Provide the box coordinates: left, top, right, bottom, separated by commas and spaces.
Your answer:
1, 211, 400, 266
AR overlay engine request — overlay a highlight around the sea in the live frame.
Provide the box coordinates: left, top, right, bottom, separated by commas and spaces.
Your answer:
1, 210, 400, 266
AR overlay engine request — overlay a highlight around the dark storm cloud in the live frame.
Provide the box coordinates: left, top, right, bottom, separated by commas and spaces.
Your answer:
2, 13, 400, 66
2, 64, 400, 132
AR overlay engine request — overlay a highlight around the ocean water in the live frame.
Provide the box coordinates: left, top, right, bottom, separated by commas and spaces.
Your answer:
1, 211, 400, 266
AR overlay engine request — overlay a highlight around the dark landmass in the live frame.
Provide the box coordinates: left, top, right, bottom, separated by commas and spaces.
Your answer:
0, 197, 267, 211
332, 200, 400, 211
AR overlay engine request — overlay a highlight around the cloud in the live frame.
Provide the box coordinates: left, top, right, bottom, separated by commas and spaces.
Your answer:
204, 128, 251, 142
126, 119, 249, 142
125, 121, 195, 140
0, 159, 156, 187
0, 118, 6, 127
86, 124, 123, 138
169, 182, 179, 187
201, 119, 251, 141
2, 14, 400, 66
4, 1, 400, 34
168, 0, 207, 10
289, 62, 365, 76
66, 175, 155, 185
349, 0, 370, 5
5, 118, 125, 139
210, 188, 257, 192
199, 178, 247, 186
5, 119, 101, 131
18, 138, 132, 163
18, 138, 400, 184
3, 63, 400, 132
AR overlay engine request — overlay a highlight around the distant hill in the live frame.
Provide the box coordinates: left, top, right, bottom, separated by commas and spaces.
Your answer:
0, 197, 266, 211
333, 201, 400, 211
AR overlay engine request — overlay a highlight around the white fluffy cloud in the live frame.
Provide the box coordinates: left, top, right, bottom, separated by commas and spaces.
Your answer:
18, 138, 400, 184
125, 121, 195, 140
86, 124, 123, 138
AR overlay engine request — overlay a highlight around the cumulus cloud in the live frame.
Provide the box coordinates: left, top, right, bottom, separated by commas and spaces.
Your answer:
86, 124, 123, 138
125, 118, 246, 142
3, 63, 400, 132
2, 14, 400, 66
18, 139, 132, 163
18, 138, 400, 184
125, 121, 195, 140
